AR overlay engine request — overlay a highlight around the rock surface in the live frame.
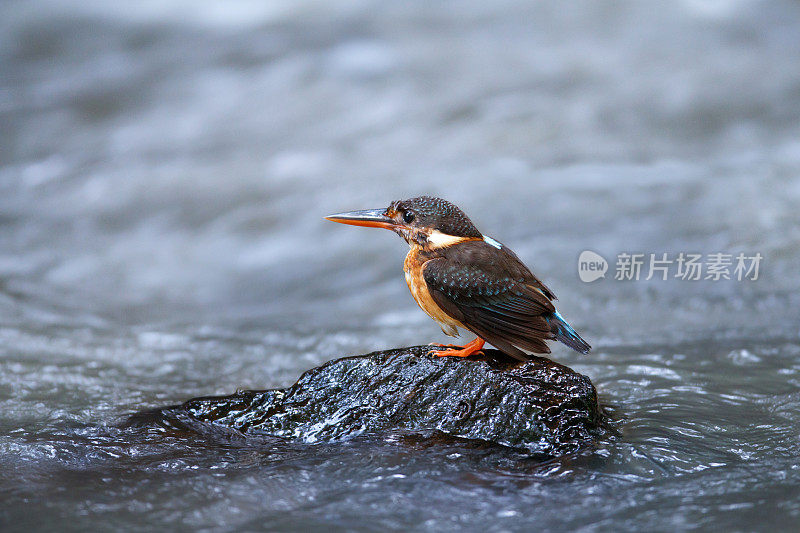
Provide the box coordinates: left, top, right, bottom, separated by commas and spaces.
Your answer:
143, 346, 608, 455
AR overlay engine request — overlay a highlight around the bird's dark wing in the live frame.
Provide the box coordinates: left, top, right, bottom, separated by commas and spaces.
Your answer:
422, 243, 558, 360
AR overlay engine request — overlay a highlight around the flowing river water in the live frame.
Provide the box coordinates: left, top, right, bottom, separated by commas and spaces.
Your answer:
2, 1, 800, 530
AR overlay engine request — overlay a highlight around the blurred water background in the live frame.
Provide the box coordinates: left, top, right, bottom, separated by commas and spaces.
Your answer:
2, 0, 800, 530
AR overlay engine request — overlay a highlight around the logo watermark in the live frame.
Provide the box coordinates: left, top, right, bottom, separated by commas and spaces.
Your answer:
578, 251, 762, 282
578, 251, 609, 283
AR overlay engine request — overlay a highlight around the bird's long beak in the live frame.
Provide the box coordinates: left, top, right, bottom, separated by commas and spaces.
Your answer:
325, 209, 397, 230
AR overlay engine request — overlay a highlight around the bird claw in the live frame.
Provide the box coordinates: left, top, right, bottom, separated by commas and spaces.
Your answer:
426, 338, 486, 358
427, 348, 484, 358
426, 342, 463, 357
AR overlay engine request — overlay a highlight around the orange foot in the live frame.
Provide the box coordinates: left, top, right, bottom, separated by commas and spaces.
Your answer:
428, 337, 485, 358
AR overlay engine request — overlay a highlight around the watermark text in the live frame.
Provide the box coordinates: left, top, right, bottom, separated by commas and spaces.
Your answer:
578, 251, 762, 282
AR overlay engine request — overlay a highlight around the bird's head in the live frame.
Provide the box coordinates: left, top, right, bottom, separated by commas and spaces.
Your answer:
326, 196, 482, 249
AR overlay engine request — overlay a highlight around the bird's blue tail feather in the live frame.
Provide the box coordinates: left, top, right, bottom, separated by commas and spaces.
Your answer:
549, 310, 591, 354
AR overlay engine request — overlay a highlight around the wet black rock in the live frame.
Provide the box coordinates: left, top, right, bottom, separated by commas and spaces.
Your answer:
143, 346, 607, 455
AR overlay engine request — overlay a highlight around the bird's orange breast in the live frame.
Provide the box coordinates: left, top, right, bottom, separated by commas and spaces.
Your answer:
403, 247, 464, 337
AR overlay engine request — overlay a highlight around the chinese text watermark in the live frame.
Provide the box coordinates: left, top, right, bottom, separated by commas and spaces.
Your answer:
578, 251, 762, 282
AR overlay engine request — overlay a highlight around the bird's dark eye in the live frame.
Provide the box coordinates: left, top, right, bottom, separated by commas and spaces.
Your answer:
402, 211, 415, 223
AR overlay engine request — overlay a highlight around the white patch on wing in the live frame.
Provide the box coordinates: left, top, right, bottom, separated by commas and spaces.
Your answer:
483, 235, 502, 249
427, 230, 469, 248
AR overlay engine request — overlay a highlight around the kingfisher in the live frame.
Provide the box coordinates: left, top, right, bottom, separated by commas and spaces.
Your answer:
325, 196, 590, 361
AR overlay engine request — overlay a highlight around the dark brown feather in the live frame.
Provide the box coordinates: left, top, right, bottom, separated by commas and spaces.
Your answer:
422, 240, 559, 361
